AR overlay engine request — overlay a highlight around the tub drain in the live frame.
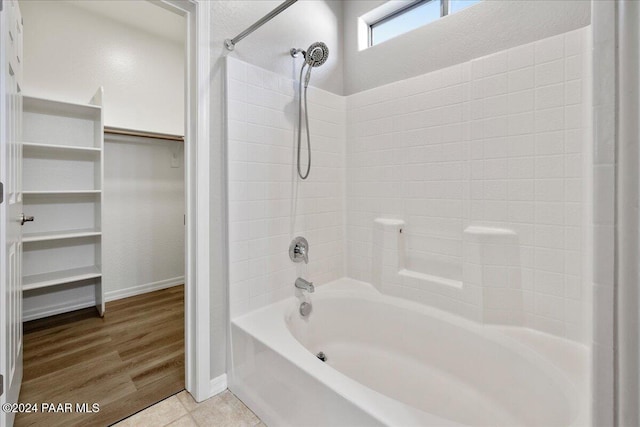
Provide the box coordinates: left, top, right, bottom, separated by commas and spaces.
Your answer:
316, 351, 327, 362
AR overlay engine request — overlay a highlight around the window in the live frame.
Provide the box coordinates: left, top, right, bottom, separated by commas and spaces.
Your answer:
369, 0, 481, 47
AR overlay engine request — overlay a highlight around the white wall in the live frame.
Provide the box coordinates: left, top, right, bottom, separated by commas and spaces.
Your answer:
20, 0, 184, 135
103, 136, 185, 300
214, 0, 344, 95
226, 57, 346, 317
346, 27, 592, 342
343, 0, 591, 95
20, 2, 185, 318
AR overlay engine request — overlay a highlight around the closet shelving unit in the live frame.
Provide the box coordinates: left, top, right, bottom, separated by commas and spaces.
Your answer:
21, 88, 105, 316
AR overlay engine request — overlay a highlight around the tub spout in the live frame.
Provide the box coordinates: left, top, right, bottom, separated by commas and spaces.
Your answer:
295, 277, 314, 293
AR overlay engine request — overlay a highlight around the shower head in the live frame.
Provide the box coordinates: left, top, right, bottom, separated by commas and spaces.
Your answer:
290, 42, 329, 66
290, 42, 329, 88
305, 42, 329, 67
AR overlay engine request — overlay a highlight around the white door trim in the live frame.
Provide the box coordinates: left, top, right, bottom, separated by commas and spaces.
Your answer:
157, 0, 212, 402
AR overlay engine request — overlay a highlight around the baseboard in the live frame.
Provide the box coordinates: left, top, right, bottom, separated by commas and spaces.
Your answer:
23, 299, 96, 322
105, 276, 185, 302
209, 374, 228, 398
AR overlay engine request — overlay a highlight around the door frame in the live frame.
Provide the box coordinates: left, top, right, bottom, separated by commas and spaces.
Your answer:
0, 0, 214, 406
155, 0, 213, 402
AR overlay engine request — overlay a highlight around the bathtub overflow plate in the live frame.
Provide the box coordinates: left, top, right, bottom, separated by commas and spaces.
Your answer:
299, 302, 312, 316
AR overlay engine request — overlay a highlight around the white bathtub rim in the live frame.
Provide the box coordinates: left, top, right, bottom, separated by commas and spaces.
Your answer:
230, 323, 463, 426
232, 287, 465, 426
298, 278, 589, 390
231, 277, 589, 427
295, 278, 588, 395
292, 280, 587, 426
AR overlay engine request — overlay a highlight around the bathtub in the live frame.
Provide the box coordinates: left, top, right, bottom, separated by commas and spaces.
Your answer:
229, 278, 590, 427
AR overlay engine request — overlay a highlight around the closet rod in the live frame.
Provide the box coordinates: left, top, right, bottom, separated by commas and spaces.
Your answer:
104, 126, 184, 142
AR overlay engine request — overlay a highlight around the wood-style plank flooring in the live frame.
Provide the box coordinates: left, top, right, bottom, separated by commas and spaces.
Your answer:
15, 285, 185, 427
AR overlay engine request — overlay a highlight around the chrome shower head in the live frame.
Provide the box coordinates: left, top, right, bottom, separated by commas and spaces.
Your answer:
305, 41, 329, 67
290, 42, 329, 66
291, 42, 328, 88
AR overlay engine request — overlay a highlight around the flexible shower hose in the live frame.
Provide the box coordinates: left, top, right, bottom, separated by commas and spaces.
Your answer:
297, 62, 311, 180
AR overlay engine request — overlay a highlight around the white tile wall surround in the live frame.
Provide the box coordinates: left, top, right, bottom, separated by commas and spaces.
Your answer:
226, 27, 592, 342
226, 57, 346, 318
346, 27, 592, 342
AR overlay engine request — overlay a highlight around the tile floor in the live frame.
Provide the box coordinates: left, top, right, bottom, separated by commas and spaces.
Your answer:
114, 389, 264, 427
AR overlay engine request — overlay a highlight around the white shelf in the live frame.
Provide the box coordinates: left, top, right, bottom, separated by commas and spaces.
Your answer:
21, 87, 105, 319
23, 228, 101, 243
23, 266, 102, 291
23, 142, 101, 152
23, 95, 101, 120
23, 190, 101, 195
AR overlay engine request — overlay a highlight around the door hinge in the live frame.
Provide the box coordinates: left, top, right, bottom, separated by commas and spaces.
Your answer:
0, 374, 3, 397
0, 182, 4, 205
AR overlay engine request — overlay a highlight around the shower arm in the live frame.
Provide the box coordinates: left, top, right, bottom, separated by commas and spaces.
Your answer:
224, 0, 298, 51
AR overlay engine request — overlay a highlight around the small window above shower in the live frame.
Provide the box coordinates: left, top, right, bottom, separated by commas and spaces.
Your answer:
360, 0, 481, 48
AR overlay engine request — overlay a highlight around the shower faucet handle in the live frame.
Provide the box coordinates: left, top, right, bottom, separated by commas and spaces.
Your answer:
298, 246, 308, 264
289, 236, 309, 264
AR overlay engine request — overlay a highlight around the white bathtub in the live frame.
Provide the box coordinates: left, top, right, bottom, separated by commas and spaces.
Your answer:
229, 278, 590, 427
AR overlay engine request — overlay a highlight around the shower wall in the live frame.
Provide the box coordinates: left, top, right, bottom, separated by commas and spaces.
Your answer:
345, 27, 591, 342
226, 57, 346, 317
213, 0, 344, 382
224, 25, 591, 342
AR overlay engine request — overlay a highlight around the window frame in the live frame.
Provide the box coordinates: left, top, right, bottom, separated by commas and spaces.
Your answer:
368, 0, 468, 47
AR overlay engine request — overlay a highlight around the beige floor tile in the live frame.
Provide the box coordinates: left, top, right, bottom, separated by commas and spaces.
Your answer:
166, 414, 198, 427
176, 390, 200, 412
115, 395, 188, 427
226, 393, 261, 425
190, 391, 259, 427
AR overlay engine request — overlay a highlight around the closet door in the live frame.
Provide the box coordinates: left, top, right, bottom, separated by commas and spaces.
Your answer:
0, 1, 23, 425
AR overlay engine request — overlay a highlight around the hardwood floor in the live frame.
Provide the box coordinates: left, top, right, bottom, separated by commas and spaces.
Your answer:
16, 285, 185, 427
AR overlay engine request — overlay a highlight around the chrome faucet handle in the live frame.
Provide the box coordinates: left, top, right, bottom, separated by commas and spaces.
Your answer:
289, 236, 309, 264
296, 246, 308, 264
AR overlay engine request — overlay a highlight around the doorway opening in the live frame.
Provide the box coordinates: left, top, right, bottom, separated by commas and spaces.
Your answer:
15, 1, 190, 425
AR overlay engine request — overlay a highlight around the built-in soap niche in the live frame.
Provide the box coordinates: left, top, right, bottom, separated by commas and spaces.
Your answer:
371, 218, 463, 300
463, 226, 523, 326
371, 218, 523, 326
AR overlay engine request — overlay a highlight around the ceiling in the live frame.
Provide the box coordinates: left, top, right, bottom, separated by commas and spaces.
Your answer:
65, 0, 185, 43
